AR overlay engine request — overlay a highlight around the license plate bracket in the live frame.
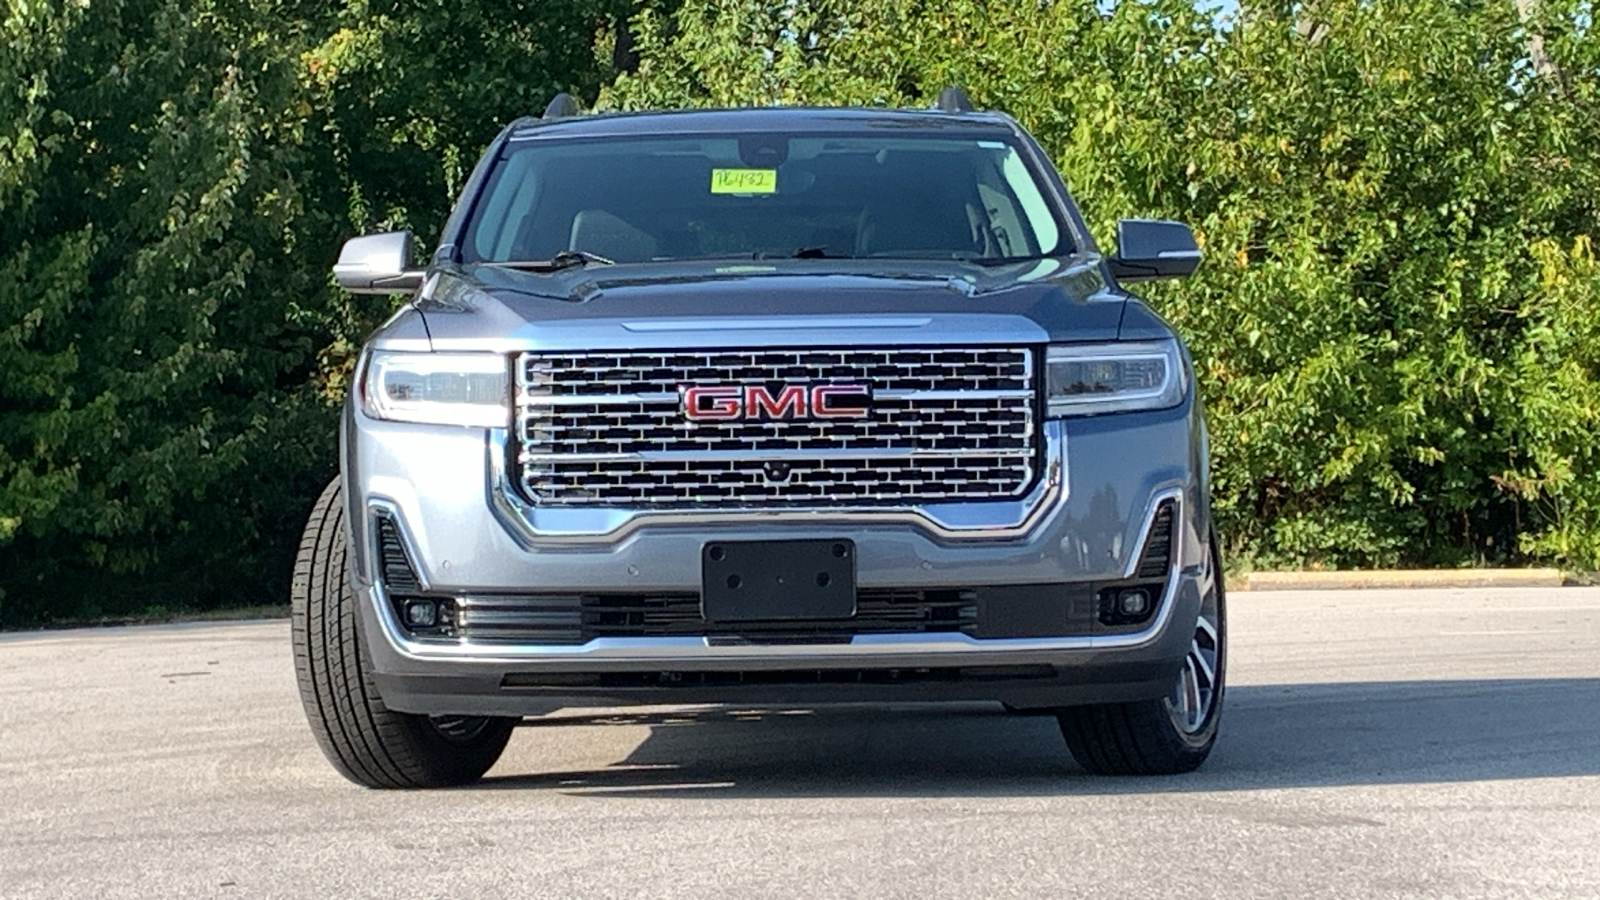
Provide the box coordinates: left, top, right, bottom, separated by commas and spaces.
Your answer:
701, 539, 857, 622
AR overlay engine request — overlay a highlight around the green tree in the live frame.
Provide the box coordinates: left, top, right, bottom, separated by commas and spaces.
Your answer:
298, 0, 638, 239
0, 0, 340, 622
0, 0, 635, 623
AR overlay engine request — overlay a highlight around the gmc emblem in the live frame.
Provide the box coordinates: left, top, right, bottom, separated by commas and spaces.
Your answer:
681, 384, 872, 422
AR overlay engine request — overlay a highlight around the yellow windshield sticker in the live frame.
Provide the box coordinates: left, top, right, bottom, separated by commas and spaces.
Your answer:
711, 168, 777, 194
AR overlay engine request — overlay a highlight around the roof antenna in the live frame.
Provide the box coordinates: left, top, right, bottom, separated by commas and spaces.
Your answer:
543, 93, 582, 119
934, 86, 974, 113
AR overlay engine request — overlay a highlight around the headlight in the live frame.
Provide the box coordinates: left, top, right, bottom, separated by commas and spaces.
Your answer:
360, 351, 510, 427
1045, 340, 1186, 417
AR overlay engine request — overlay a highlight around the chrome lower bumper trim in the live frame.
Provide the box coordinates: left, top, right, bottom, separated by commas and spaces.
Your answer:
487, 420, 1069, 547
368, 490, 1188, 664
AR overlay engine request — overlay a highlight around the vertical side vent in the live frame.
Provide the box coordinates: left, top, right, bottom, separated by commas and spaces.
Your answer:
1135, 500, 1176, 579
374, 512, 421, 593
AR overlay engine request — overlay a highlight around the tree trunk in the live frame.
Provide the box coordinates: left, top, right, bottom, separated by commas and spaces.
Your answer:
1234, 3, 1327, 45
1514, 0, 1559, 79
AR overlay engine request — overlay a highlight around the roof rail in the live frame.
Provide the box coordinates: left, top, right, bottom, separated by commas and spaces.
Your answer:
542, 93, 582, 119
934, 86, 975, 113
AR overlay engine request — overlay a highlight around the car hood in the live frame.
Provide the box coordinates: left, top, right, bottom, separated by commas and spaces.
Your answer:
402, 257, 1148, 352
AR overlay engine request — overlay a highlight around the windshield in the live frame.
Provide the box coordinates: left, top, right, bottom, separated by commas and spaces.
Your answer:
461, 132, 1069, 265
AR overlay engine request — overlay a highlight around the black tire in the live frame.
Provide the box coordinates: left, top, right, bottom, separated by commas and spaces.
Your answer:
1057, 533, 1226, 775
291, 478, 517, 789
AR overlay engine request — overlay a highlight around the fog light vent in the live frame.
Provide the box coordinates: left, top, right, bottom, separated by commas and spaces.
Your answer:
404, 600, 439, 628
394, 597, 455, 636
1097, 583, 1162, 626
1117, 588, 1151, 618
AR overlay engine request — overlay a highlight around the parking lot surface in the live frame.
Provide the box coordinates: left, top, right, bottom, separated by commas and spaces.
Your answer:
2, 587, 1598, 899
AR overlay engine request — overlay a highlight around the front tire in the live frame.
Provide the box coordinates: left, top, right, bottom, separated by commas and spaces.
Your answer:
291, 478, 517, 788
1057, 534, 1226, 775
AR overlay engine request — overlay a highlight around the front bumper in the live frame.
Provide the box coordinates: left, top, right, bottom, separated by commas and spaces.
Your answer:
345, 393, 1211, 716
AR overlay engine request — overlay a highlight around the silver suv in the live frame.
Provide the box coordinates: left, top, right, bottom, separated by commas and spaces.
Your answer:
291, 93, 1225, 788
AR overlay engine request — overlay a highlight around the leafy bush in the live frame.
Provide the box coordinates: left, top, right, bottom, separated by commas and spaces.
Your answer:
0, 0, 627, 624
0, 0, 340, 623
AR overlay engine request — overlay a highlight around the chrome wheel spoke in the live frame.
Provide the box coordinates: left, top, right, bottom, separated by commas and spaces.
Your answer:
1164, 558, 1224, 735
1181, 667, 1202, 730
1190, 642, 1216, 688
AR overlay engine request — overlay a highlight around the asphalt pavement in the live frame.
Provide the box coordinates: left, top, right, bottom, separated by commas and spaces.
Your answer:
2, 587, 1598, 899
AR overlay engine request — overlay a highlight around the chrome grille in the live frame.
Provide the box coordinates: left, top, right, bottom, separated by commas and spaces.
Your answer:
515, 347, 1038, 506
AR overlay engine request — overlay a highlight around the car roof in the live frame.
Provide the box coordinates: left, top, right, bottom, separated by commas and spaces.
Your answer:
505, 106, 1021, 142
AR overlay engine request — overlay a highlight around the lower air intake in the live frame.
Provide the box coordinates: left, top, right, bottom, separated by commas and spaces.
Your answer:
1135, 499, 1176, 580
374, 512, 421, 593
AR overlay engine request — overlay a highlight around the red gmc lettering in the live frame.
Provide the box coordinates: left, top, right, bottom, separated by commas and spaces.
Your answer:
682, 385, 741, 420
810, 384, 872, 419
745, 385, 808, 420
681, 383, 873, 421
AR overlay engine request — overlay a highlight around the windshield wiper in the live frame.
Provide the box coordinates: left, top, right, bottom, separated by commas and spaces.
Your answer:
489, 250, 615, 272
755, 245, 857, 259
784, 245, 854, 260
964, 253, 1053, 267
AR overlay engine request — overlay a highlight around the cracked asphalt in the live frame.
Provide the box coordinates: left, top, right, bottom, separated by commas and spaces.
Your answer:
2, 587, 1598, 899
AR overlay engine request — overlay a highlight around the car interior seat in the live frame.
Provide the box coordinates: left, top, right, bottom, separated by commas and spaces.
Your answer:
567, 209, 659, 262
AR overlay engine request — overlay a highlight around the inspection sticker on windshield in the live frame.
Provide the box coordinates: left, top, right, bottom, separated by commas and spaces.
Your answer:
711, 168, 777, 194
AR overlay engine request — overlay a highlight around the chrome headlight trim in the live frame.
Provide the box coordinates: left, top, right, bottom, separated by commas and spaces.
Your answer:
360, 350, 511, 428
1045, 340, 1186, 417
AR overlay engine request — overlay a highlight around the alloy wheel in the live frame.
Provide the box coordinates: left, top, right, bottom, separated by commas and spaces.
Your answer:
1165, 552, 1222, 734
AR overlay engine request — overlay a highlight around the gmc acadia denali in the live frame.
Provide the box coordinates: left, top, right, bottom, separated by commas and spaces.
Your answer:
291, 91, 1225, 788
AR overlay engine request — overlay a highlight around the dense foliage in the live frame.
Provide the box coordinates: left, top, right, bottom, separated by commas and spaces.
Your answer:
2, 0, 1596, 624
0, 0, 629, 623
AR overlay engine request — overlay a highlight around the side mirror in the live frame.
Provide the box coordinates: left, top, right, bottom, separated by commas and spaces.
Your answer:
1107, 219, 1202, 282
333, 231, 425, 294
